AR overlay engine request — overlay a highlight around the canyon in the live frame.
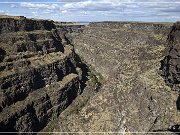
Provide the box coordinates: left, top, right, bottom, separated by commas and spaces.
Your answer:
0, 15, 180, 134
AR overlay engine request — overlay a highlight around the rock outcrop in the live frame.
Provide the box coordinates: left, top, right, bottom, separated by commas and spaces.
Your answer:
161, 22, 180, 91
160, 22, 180, 132
0, 16, 83, 132
0, 15, 55, 34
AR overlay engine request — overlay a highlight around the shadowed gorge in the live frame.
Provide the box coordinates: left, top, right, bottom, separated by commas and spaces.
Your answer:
0, 15, 180, 134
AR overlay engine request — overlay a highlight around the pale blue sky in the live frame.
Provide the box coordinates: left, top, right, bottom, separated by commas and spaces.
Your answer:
0, 0, 180, 22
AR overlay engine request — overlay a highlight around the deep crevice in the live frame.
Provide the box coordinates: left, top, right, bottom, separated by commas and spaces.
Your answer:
0, 48, 6, 62
176, 95, 180, 111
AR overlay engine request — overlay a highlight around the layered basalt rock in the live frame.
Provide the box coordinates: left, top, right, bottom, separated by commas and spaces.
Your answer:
161, 22, 180, 91
0, 15, 55, 34
0, 16, 83, 132
0, 73, 79, 132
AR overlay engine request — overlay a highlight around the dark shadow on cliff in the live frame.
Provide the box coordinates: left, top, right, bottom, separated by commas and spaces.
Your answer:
54, 39, 64, 53
65, 58, 77, 75
56, 68, 64, 81
31, 71, 46, 90
53, 29, 65, 53
0, 116, 17, 134
0, 48, 6, 63
66, 83, 79, 107
74, 53, 89, 94
176, 95, 180, 111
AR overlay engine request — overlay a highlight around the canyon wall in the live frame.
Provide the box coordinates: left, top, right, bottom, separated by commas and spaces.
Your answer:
0, 16, 84, 132
161, 22, 180, 90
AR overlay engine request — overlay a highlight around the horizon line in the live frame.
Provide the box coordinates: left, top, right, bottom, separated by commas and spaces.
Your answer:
0, 2, 180, 3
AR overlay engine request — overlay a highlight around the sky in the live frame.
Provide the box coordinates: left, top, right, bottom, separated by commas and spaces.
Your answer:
0, 0, 180, 22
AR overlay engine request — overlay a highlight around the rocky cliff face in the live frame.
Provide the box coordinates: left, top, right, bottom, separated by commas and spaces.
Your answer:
53, 21, 180, 133
0, 16, 55, 34
0, 16, 84, 132
160, 22, 180, 132
161, 22, 180, 90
